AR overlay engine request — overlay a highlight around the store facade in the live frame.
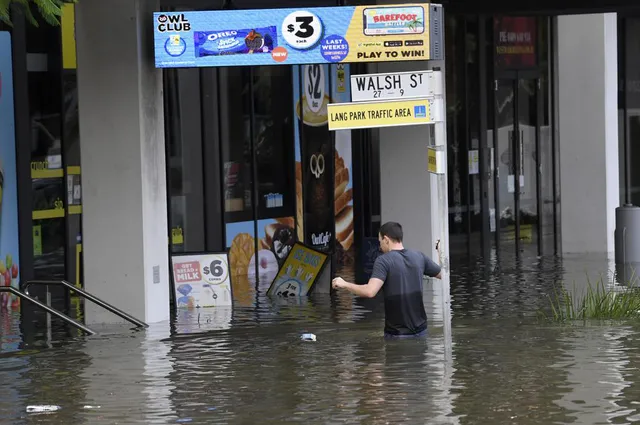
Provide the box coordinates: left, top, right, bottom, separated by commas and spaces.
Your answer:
0, 0, 635, 323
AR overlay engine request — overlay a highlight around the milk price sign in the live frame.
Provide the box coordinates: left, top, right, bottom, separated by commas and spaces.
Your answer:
351, 70, 432, 102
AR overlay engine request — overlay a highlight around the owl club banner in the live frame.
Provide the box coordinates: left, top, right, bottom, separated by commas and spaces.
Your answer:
153, 4, 437, 68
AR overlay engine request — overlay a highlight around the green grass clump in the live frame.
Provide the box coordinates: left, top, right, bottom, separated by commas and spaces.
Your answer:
541, 275, 640, 322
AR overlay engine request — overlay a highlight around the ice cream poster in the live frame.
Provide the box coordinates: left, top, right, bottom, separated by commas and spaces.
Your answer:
0, 33, 21, 312
267, 242, 328, 297
153, 4, 433, 68
225, 217, 296, 293
171, 253, 233, 308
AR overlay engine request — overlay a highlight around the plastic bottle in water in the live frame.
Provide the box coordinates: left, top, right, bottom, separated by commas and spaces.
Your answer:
26, 405, 61, 413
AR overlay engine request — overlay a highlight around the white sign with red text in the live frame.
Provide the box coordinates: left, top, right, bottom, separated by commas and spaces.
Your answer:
171, 253, 233, 308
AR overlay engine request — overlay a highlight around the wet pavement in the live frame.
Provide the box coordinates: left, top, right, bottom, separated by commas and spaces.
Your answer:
2, 252, 640, 424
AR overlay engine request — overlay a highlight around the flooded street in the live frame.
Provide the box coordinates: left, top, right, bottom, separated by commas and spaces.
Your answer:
2, 253, 640, 424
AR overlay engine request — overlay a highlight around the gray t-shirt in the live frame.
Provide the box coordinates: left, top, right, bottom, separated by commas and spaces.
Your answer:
371, 249, 441, 335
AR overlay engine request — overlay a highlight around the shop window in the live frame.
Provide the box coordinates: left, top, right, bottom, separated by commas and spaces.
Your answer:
164, 68, 206, 253
219, 67, 253, 221
26, 17, 66, 281
619, 17, 640, 207
253, 66, 295, 219
221, 66, 296, 293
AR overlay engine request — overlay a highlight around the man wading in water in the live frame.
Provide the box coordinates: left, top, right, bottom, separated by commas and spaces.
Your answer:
332, 222, 442, 339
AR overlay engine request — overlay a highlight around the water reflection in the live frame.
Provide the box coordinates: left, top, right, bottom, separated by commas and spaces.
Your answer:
3, 253, 640, 423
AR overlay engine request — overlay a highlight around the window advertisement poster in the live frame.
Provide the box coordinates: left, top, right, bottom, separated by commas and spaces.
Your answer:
293, 64, 350, 254
267, 242, 329, 297
171, 253, 233, 308
332, 68, 355, 282
226, 217, 296, 294
0, 33, 21, 312
153, 4, 433, 68
494, 17, 537, 70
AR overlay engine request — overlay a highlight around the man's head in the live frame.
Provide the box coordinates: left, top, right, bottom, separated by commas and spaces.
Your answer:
378, 222, 404, 253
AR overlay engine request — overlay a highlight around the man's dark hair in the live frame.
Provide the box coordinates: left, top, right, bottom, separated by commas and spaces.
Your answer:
379, 222, 403, 243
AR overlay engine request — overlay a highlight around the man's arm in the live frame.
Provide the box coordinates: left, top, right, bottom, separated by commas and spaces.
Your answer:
332, 277, 384, 298
424, 251, 442, 280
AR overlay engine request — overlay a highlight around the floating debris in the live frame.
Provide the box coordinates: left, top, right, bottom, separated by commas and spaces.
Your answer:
26, 405, 61, 413
301, 333, 317, 341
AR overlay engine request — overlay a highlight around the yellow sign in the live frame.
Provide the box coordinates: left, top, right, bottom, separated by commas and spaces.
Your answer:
428, 148, 438, 173
427, 147, 445, 174
171, 227, 184, 245
328, 98, 432, 131
33, 225, 42, 257
345, 4, 432, 63
61, 4, 76, 70
267, 242, 329, 297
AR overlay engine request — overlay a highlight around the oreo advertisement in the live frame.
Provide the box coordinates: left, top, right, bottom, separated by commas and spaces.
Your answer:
153, 4, 438, 68
267, 242, 329, 298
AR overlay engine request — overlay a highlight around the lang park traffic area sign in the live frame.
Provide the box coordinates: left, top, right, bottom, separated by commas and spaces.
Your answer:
328, 98, 435, 131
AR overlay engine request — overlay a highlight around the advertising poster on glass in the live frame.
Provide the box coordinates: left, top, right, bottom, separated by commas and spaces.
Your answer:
293, 64, 351, 255
494, 17, 537, 70
171, 253, 233, 308
153, 4, 435, 69
300, 63, 335, 253
0, 33, 21, 312
267, 242, 329, 297
226, 217, 296, 294
331, 66, 355, 281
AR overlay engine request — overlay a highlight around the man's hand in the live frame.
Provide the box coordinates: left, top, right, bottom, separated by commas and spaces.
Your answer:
332, 277, 347, 290
332, 276, 383, 298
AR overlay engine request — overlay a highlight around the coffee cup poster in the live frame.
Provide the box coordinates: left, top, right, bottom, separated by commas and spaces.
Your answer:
293, 64, 355, 278
0, 33, 21, 312
153, 4, 432, 68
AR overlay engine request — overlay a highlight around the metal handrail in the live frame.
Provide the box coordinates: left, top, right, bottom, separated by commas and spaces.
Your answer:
0, 286, 95, 335
22, 280, 148, 328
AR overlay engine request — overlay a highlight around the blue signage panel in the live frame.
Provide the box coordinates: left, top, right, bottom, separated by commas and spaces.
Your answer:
153, 4, 433, 68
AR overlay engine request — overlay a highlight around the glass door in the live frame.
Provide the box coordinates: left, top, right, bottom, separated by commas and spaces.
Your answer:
219, 66, 297, 298
495, 77, 540, 256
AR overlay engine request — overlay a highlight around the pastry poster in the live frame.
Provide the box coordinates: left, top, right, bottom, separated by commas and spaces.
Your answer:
0, 33, 21, 312
171, 253, 233, 308
267, 242, 329, 297
153, 4, 435, 68
331, 68, 355, 280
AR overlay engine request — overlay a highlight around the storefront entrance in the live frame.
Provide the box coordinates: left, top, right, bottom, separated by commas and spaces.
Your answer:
446, 15, 558, 262
164, 60, 369, 303
495, 76, 542, 257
